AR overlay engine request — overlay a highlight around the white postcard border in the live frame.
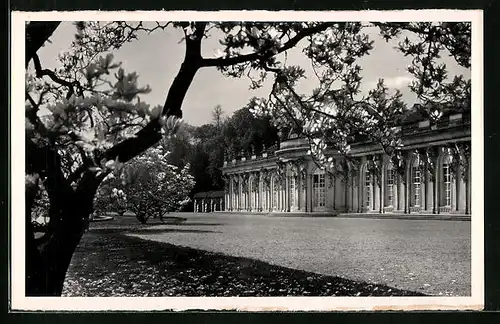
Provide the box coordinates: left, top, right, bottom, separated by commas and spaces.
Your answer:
11, 9, 484, 311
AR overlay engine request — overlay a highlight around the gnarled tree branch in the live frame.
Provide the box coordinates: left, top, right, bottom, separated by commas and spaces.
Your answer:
32, 54, 83, 99
200, 22, 334, 68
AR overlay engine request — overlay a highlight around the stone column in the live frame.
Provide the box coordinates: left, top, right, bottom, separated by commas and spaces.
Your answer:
396, 172, 401, 212
405, 168, 410, 213
424, 164, 429, 212
420, 164, 426, 213
332, 173, 337, 211
380, 162, 384, 213
453, 166, 459, 213
261, 172, 266, 212
230, 175, 234, 211
308, 173, 313, 212
255, 173, 259, 212
247, 176, 252, 212
285, 175, 290, 212
279, 178, 283, 212
349, 167, 355, 213
358, 171, 362, 213
239, 174, 242, 211
352, 168, 358, 213
299, 174, 303, 211
405, 155, 410, 214
227, 175, 231, 211
435, 156, 441, 214
467, 156, 471, 214
457, 170, 464, 213
343, 175, 348, 212
259, 172, 264, 212
242, 174, 247, 211
263, 179, 268, 212
371, 173, 376, 211
350, 174, 354, 212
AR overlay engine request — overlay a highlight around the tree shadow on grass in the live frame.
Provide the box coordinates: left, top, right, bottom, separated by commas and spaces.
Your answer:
167, 222, 226, 227
63, 230, 427, 297
129, 228, 222, 235
90, 228, 221, 235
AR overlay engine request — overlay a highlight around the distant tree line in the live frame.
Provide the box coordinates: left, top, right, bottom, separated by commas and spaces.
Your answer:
163, 104, 280, 208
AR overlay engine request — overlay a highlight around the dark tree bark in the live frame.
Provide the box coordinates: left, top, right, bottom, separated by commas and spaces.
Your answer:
136, 213, 148, 224
26, 138, 101, 295
26, 194, 94, 296
26, 22, 61, 68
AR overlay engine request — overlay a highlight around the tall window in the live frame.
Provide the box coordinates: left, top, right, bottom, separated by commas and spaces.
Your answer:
251, 178, 257, 210
232, 181, 237, 209
365, 169, 371, 208
386, 168, 395, 206
313, 170, 326, 208
265, 180, 270, 211
443, 161, 452, 207
412, 166, 421, 206
263, 182, 268, 211
290, 176, 296, 208
272, 177, 278, 209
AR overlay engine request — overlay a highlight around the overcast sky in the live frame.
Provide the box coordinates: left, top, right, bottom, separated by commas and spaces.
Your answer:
36, 22, 470, 126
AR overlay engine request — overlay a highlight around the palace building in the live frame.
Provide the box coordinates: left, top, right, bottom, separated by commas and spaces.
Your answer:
221, 107, 471, 217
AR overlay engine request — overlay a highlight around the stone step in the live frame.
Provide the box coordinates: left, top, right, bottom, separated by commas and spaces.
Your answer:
216, 211, 470, 221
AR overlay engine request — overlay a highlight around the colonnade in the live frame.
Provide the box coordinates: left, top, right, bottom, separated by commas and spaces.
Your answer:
193, 197, 224, 213
223, 144, 471, 215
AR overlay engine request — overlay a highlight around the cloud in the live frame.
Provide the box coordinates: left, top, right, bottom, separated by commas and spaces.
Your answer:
372, 75, 413, 90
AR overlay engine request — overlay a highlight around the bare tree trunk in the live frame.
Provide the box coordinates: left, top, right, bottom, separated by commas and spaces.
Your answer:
136, 213, 148, 224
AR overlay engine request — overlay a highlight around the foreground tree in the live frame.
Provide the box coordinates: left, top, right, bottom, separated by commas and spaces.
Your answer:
24, 20, 470, 295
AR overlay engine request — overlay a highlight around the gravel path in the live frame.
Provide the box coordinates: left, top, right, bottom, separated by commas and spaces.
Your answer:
127, 213, 471, 296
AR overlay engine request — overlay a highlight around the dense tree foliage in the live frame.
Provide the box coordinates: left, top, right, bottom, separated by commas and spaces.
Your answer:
24, 20, 470, 295
163, 104, 279, 200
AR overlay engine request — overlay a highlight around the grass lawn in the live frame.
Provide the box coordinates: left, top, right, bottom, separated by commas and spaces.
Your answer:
63, 219, 425, 297
130, 213, 470, 296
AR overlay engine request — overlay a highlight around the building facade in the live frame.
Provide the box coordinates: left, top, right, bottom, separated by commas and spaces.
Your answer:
193, 191, 225, 213
221, 110, 471, 216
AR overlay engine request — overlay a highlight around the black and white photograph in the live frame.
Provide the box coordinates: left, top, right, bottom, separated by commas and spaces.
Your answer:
12, 10, 483, 311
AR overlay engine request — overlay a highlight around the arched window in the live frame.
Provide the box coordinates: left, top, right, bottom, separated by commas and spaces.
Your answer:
412, 157, 422, 207
250, 176, 258, 210
313, 169, 326, 208
263, 175, 269, 211
364, 166, 372, 208
442, 155, 453, 207
290, 176, 297, 208
232, 178, 238, 210
385, 164, 395, 207
272, 175, 278, 210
